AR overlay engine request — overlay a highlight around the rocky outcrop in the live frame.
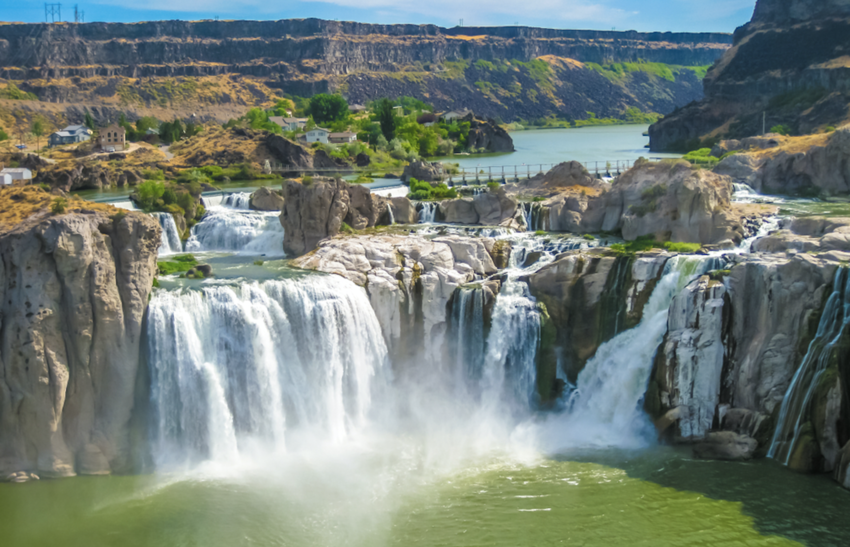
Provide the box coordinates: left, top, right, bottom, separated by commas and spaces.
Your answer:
437, 188, 524, 229
713, 127, 850, 195
402, 160, 443, 183
602, 160, 746, 244
281, 178, 414, 255
250, 186, 284, 211
293, 234, 502, 362
0, 211, 160, 479
37, 164, 145, 192
465, 115, 514, 153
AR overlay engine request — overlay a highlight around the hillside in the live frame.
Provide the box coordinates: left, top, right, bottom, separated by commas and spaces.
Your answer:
0, 18, 731, 136
649, 0, 850, 151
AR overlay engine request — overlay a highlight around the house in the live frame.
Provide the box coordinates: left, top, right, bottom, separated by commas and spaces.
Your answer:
48, 125, 92, 148
349, 104, 367, 114
440, 109, 472, 121
99, 124, 127, 151
1, 168, 33, 182
270, 116, 308, 131
329, 131, 358, 144
304, 128, 330, 144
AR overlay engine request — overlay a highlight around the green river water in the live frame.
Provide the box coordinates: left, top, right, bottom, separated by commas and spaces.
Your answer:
2, 446, 848, 547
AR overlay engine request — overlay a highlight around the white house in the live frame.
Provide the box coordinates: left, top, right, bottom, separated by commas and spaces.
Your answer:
0, 173, 11, 186
329, 131, 357, 144
304, 128, 330, 144
1, 168, 33, 182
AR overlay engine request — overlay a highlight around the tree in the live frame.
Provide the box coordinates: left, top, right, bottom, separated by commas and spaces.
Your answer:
375, 98, 396, 142
84, 111, 95, 131
308, 94, 349, 125
31, 117, 45, 153
0, 129, 8, 142
136, 180, 166, 211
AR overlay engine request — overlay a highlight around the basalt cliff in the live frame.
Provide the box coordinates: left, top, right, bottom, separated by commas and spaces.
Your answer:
650, 0, 850, 151
0, 19, 730, 130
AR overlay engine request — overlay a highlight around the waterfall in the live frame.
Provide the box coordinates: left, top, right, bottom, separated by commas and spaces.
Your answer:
112, 199, 139, 211
768, 267, 850, 464
557, 255, 723, 447
418, 202, 437, 223
480, 280, 541, 414
222, 192, 252, 210
152, 212, 183, 256
447, 287, 487, 394
518, 202, 546, 232
520, 202, 532, 231
146, 274, 391, 466
387, 203, 395, 225
185, 209, 285, 255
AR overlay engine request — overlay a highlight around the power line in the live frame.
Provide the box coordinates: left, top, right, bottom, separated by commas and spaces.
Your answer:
74, 4, 84, 23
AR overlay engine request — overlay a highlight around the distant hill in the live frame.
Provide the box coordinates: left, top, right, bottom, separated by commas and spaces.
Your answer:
0, 18, 731, 132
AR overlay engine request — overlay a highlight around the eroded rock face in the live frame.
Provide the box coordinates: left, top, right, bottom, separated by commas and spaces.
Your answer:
528, 250, 669, 381
0, 211, 159, 478
402, 160, 443, 183
250, 186, 284, 211
465, 115, 514, 153
293, 234, 503, 363
651, 275, 728, 441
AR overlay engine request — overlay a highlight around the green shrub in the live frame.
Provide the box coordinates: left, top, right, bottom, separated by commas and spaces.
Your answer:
770, 124, 792, 136
163, 203, 185, 216
157, 254, 198, 275
162, 187, 178, 205
50, 197, 67, 215
663, 241, 701, 253
136, 180, 165, 211
583, 234, 596, 240
141, 168, 164, 180
825, 126, 837, 132
253, 259, 264, 266
302, 175, 314, 186
487, 181, 500, 191
534, 230, 546, 236
341, 222, 355, 234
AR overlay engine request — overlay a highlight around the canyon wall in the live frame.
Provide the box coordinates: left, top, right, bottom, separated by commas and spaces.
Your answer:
650, 1, 850, 150
0, 210, 159, 479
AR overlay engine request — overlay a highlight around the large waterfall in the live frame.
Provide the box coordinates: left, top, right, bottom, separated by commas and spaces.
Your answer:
185, 209, 285, 254
146, 274, 391, 466
768, 267, 850, 464
153, 212, 183, 256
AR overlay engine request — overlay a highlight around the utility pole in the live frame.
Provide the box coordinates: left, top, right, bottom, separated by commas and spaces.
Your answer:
763, 111, 766, 135
74, 4, 84, 23
45, 3, 62, 23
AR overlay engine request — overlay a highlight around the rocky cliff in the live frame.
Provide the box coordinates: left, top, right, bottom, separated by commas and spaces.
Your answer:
0, 18, 729, 127
650, 1, 850, 151
0, 203, 160, 479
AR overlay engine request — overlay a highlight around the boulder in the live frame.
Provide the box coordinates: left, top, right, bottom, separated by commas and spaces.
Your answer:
402, 160, 443, 183
250, 186, 284, 211
472, 188, 518, 226
439, 198, 479, 224
389, 196, 418, 224
281, 178, 350, 256
693, 432, 758, 461
465, 115, 515, 153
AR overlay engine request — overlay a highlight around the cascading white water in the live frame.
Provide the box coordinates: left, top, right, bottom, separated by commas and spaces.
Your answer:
112, 199, 140, 211
146, 274, 391, 467
418, 202, 437, 223
768, 267, 850, 464
185, 209, 285, 255
222, 192, 252, 210
152, 212, 183, 256
732, 182, 784, 204
737, 215, 780, 253
534, 255, 723, 448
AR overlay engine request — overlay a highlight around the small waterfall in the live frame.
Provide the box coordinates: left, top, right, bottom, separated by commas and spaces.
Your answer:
561, 255, 723, 446
185, 209, 285, 255
447, 287, 487, 394
732, 182, 784, 205
200, 194, 224, 208
152, 212, 183, 256
519, 202, 546, 232
480, 280, 541, 414
738, 215, 780, 253
112, 199, 139, 211
147, 275, 391, 466
418, 202, 437, 223
222, 192, 252, 210
387, 203, 395, 225
768, 267, 850, 464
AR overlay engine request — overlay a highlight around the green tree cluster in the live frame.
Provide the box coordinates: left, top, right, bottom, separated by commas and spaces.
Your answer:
308, 94, 350, 125
407, 178, 457, 201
